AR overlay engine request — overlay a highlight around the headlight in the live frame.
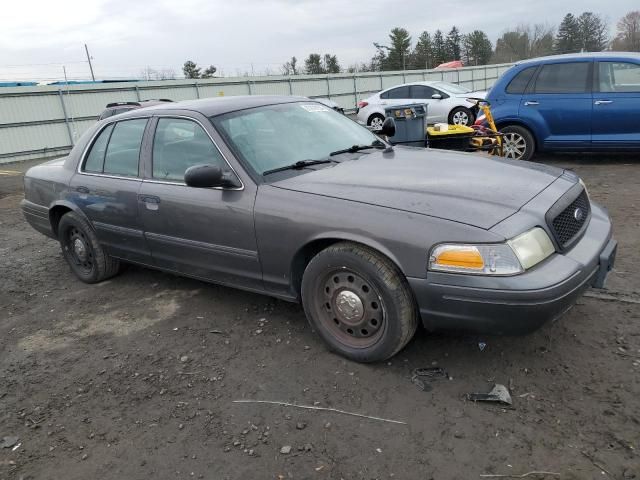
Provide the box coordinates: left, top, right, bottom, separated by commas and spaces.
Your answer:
429, 227, 555, 275
507, 227, 555, 270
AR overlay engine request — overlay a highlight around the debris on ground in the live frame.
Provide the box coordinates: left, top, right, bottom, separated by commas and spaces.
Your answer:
467, 384, 513, 406
233, 399, 407, 425
280, 445, 292, 454
411, 367, 449, 392
479, 471, 560, 478
478, 341, 487, 351
1, 436, 19, 449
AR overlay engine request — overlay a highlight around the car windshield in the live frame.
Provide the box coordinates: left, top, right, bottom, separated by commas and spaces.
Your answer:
435, 82, 472, 94
211, 102, 381, 176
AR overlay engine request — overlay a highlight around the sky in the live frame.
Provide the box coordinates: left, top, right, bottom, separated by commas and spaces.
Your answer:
0, 0, 637, 82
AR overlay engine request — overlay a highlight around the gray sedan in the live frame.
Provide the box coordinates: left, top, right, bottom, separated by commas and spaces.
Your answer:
21, 95, 617, 362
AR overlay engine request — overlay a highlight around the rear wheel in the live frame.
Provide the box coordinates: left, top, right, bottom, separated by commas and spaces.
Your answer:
500, 125, 535, 161
301, 242, 418, 363
448, 107, 475, 126
58, 211, 120, 283
367, 114, 385, 131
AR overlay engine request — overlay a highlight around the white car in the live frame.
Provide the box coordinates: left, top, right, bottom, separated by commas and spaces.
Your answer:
356, 81, 486, 130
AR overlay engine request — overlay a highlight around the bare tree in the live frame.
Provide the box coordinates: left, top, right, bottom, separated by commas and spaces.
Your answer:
612, 10, 640, 51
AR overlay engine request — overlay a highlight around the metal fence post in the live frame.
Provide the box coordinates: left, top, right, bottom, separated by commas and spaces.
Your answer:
58, 89, 74, 146
247, 79, 253, 95
422, 70, 427, 81
456, 69, 460, 85
326, 76, 331, 99
134, 85, 141, 101
379, 74, 383, 90
194, 82, 201, 99
353, 74, 358, 107
288, 77, 293, 95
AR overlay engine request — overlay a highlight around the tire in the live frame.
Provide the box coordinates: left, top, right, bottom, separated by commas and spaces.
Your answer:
301, 242, 418, 363
58, 211, 120, 283
367, 114, 385, 131
500, 125, 536, 161
448, 106, 474, 126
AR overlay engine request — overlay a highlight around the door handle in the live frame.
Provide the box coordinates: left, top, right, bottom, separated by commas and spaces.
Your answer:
524, 101, 539, 106
139, 195, 161, 211
594, 100, 613, 105
76, 186, 90, 194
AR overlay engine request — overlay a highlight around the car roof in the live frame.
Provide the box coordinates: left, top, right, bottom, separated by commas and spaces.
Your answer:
114, 95, 310, 118
515, 51, 640, 66
377, 80, 451, 92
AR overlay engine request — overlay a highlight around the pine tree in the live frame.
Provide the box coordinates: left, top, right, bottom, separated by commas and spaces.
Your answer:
432, 30, 447, 65
446, 26, 462, 60
411, 31, 433, 69
463, 31, 493, 66
304, 54, 324, 74
182, 60, 201, 79
554, 14, 580, 53
577, 12, 608, 51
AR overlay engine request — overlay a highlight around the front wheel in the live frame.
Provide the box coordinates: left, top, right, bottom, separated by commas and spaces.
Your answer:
58, 211, 120, 283
500, 125, 535, 161
448, 107, 475, 126
301, 242, 418, 363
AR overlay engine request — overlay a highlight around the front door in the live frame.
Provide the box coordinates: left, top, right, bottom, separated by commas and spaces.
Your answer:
138, 116, 262, 289
519, 60, 593, 150
70, 117, 151, 263
592, 60, 640, 149
409, 84, 448, 123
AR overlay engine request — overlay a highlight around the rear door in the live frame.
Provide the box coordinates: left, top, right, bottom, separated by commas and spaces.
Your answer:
70, 117, 151, 263
138, 115, 262, 289
379, 85, 411, 109
592, 60, 640, 149
409, 84, 447, 123
519, 60, 593, 150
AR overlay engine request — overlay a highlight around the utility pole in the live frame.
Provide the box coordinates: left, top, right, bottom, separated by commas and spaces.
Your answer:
84, 44, 95, 81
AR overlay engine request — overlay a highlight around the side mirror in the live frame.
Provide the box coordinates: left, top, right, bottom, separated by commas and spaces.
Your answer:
184, 164, 240, 188
381, 117, 396, 137
431, 93, 443, 100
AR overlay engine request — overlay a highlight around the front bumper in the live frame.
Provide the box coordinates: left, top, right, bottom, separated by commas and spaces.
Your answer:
408, 203, 616, 335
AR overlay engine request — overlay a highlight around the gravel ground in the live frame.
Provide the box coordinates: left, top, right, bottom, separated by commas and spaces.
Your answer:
0, 154, 639, 480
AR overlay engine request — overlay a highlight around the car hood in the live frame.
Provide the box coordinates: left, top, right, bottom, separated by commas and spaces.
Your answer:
270, 147, 564, 229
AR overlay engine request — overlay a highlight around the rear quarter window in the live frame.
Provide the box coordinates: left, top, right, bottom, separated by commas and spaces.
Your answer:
505, 66, 537, 94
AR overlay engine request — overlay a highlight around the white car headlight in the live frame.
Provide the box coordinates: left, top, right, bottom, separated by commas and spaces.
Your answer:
507, 227, 555, 270
429, 227, 555, 275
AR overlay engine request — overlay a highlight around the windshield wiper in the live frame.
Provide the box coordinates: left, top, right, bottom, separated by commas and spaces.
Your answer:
263, 159, 337, 176
329, 139, 387, 157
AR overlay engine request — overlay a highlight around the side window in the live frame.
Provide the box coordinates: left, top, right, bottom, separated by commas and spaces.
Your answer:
152, 118, 226, 182
410, 85, 438, 99
506, 66, 537, 94
598, 62, 640, 93
102, 119, 147, 177
83, 124, 114, 172
382, 86, 410, 99
534, 62, 590, 94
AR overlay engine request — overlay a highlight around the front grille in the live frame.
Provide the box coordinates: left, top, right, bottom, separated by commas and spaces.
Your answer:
550, 189, 590, 247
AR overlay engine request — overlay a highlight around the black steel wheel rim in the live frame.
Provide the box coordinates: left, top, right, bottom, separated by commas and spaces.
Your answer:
315, 269, 386, 349
65, 227, 94, 274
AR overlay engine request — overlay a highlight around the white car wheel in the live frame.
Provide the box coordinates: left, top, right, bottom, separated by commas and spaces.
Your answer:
448, 107, 474, 126
368, 115, 385, 131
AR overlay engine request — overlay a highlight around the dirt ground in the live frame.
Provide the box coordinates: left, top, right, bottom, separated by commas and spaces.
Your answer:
1, 154, 639, 480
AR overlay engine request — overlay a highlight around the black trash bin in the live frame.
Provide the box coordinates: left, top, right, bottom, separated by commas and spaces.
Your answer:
383, 104, 427, 147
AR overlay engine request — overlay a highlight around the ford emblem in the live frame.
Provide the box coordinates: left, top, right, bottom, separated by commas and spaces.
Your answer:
574, 207, 584, 222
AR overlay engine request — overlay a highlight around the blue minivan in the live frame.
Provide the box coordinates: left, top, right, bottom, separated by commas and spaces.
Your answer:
480, 52, 640, 160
